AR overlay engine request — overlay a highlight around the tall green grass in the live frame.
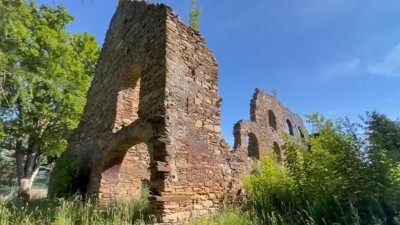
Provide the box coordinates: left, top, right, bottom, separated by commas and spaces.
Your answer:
1, 197, 393, 225
0, 196, 153, 225
184, 209, 256, 225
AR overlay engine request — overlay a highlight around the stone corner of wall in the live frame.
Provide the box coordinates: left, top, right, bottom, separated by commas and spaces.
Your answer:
165, 7, 216, 62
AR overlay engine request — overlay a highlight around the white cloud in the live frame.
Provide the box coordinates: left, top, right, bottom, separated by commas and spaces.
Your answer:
323, 43, 400, 80
366, 43, 400, 77
323, 59, 360, 80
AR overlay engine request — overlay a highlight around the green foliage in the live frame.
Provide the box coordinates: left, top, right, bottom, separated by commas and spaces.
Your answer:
184, 209, 256, 225
0, 0, 99, 154
47, 151, 79, 198
189, 0, 201, 31
0, 196, 152, 225
0, 0, 99, 185
365, 111, 400, 162
242, 113, 400, 224
0, 149, 16, 186
242, 154, 296, 216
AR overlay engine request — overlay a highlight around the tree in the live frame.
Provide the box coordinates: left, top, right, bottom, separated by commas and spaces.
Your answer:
0, 0, 99, 198
365, 111, 400, 162
0, 0, 23, 190
189, 0, 201, 31
364, 112, 400, 224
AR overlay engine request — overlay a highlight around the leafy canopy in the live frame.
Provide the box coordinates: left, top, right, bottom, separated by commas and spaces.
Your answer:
0, 0, 99, 167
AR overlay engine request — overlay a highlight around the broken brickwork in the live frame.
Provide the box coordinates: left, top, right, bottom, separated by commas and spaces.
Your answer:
231, 89, 307, 164
48, 1, 306, 224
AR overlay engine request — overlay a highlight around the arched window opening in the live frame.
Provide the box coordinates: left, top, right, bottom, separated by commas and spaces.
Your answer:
286, 119, 294, 136
268, 110, 277, 131
100, 140, 150, 203
273, 142, 282, 161
299, 126, 305, 139
247, 133, 260, 159
114, 64, 141, 132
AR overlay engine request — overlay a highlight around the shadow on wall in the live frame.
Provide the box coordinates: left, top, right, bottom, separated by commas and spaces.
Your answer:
247, 133, 260, 159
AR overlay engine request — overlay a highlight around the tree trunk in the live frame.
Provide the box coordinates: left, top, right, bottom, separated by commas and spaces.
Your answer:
18, 166, 40, 201
16, 139, 41, 201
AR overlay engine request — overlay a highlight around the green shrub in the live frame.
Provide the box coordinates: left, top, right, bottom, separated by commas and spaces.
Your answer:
242, 113, 400, 225
241, 154, 298, 220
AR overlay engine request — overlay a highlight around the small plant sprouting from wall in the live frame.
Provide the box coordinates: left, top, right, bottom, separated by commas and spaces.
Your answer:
189, 0, 201, 31
271, 89, 278, 98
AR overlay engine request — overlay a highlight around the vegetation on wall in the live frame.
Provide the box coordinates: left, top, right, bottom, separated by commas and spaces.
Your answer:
189, 0, 201, 31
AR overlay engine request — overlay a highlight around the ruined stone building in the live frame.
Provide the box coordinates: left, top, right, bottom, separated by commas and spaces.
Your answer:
48, 1, 307, 223
233, 89, 307, 161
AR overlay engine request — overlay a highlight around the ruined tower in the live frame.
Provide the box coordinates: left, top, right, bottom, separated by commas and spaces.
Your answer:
49, 1, 233, 223
48, 1, 308, 223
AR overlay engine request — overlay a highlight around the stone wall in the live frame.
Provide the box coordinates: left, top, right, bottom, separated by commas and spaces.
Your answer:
227, 89, 308, 194
48, 1, 306, 224
232, 89, 307, 162
49, 0, 168, 203
157, 9, 233, 222
99, 143, 150, 201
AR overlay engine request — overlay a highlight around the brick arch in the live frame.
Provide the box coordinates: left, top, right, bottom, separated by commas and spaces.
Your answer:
100, 138, 151, 203
247, 133, 260, 159
268, 110, 277, 131
233, 120, 257, 152
286, 119, 294, 136
114, 63, 142, 132
98, 61, 153, 202
84, 120, 154, 203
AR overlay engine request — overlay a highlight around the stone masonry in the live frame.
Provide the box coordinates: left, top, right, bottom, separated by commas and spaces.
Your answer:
227, 89, 307, 190
233, 89, 307, 161
48, 1, 307, 224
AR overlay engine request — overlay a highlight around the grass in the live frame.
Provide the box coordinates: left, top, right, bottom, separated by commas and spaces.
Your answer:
0, 197, 313, 225
184, 209, 257, 225
0, 193, 390, 225
0, 196, 154, 225
1, 198, 391, 225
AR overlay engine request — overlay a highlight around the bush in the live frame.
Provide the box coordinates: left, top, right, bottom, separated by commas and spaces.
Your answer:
242, 113, 400, 225
241, 153, 298, 222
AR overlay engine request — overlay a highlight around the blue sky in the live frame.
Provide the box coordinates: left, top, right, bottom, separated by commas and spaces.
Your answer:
36, 0, 400, 145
